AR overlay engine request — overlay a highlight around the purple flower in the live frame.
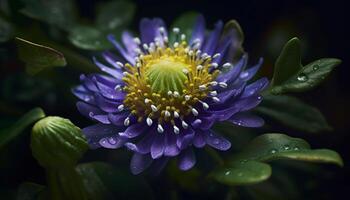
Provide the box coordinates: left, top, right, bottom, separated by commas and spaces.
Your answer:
73, 16, 269, 174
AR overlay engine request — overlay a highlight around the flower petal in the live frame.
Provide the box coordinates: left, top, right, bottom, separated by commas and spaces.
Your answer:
139, 18, 165, 44
205, 130, 231, 151
130, 153, 153, 175
202, 21, 223, 55
190, 15, 205, 47
151, 133, 165, 159
119, 123, 148, 138
178, 148, 196, 171
228, 112, 265, 127
164, 132, 180, 156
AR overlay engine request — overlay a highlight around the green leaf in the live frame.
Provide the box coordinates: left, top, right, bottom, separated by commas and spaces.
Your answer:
76, 162, 153, 200
271, 58, 341, 94
0, 16, 14, 42
231, 133, 343, 167
210, 161, 271, 186
270, 37, 341, 94
68, 26, 112, 51
170, 11, 200, 42
16, 182, 46, 200
212, 133, 342, 186
20, 0, 77, 30
0, 107, 45, 149
96, 0, 135, 32
271, 37, 302, 86
16, 37, 67, 75
256, 95, 332, 133
223, 20, 245, 63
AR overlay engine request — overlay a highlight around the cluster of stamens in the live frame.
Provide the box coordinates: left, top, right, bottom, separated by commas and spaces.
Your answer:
115, 27, 230, 134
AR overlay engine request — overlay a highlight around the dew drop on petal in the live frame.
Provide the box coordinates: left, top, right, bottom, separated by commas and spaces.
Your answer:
108, 137, 116, 144
213, 139, 220, 145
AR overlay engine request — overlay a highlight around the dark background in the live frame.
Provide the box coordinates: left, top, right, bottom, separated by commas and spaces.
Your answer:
1, 0, 349, 199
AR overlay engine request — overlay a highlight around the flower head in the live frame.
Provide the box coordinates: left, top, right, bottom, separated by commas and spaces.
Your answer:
73, 16, 269, 174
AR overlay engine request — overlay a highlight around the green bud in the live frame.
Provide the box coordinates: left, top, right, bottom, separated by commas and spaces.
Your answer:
31, 116, 88, 169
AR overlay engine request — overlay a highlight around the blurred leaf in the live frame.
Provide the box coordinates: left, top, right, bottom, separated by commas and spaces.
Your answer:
20, 0, 77, 30
271, 37, 302, 86
0, 107, 45, 149
167, 160, 201, 192
270, 37, 341, 94
223, 20, 245, 62
210, 161, 271, 186
76, 162, 153, 200
16, 37, 66, 75
256, 95, 332, 133
170, 11, 199, 42
271, 58, 341, 94
96, 0, 135, 31
16, 182, 46, 200
68, 26, 112, 51
212, 133, 342, 186
0, 16, 13, 42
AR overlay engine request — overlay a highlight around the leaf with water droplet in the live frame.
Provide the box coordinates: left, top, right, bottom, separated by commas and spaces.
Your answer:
256, 95, 332, 133
68, 26, 112, 50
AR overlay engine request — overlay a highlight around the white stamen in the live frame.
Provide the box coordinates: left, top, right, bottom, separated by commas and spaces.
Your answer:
210, 81, 218, 86
184, 95, 191, 101
157, 124, 164, 133
193, 38, 201, 44
124, 117, 130, 126
151, 105, 158, 112
143, 43, 149, 50
173, 27, 180, 34
174, 111, 180, 118
164, 36, 169, 43
146, 117, 153, 126
188, 50, 194, 56
182, 120, 188, 129
191, 108, 199, 116
210, 91, 217, 96
134, 48, 142, 55
212, 97, 220, 102
200, 101, 209, 110
181, 34, 186, 41
213, 53, 221, 58
219, 82, 228, 88
144, 98, 151, 104
167, 91, 173, 96
136, 63, 141, 68
116, 62, 124, 68
164, 110, 171, 117
199, 85, 206, 91
223, 62, 232, 68
173, 91, 180, 98
133, 37, 141, 45
117, 104, 124, 111
114, 84, 122, 91
173, 42, 179, 48
182, 68, 189, 74
173, 125, 180, 134
122, 72, 129, 76
196, 65, 203, 70
211, 62, 219, 68
158, 27, 165, 34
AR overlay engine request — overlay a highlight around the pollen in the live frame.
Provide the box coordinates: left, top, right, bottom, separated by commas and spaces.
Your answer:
121, 27, 220, 127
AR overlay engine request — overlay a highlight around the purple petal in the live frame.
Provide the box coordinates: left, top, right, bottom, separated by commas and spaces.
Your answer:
139, 18, 165, 44
228, 112, 265, 127
82, 123, 125, 149
108, 112, 129, 126
177, 128, 195, 150
190, 15, 205, 47
102, 51, 124, 69
122, 31, 138, 56
216, 54, 247, 83
99, 135, 126, 149
151, 133, 165, 159
76, 101, 104, 118
127, 130, 156, 154
241, 77, 269, 98
205, 130, 231, 151
107, 34, 135, 65
130, 153, 153, 175
164, 132, 180, 156
93, 57, 123, 80
119, 123, 148, 138
238, 58, 263, 81
202, 21, 223, 55
178, 148, 196, 171
94, 94, 121, 113
193, 130, 206, 148
72, 85, 95, 104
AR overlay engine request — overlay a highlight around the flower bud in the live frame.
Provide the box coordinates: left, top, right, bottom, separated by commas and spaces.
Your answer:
31, 116, 88, 169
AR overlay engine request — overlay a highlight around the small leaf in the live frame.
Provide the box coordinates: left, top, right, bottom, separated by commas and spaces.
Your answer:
0, 16, 14, 42
223, 20, 245, 62
16, 182, 46, 200
271, 58, 341, 94
211, 161, 271, 186
231, 133, 343, 167
96, 0, 135, 31
76, 162, 153, 200
16, 37, 67, 75
256, 95, 332, 133
20, 0, 77, 30
271, 37, 302, 86
68, 26, 112, 50
0, 107, 45, 149
170, 11, 200, 42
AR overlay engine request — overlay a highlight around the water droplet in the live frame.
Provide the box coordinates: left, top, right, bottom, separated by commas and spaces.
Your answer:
108, 137, 116, 144
313, 65, 319, 70
293, 147, 299, 151
283, 145, 290, 150
213, 139, 220, 145
297, 73, 308, 82
225, 170, 231, 175
270, 149, 277, 154
237, 172, 243, 177
240, 159, 247, 164
240, 72, 249, 79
